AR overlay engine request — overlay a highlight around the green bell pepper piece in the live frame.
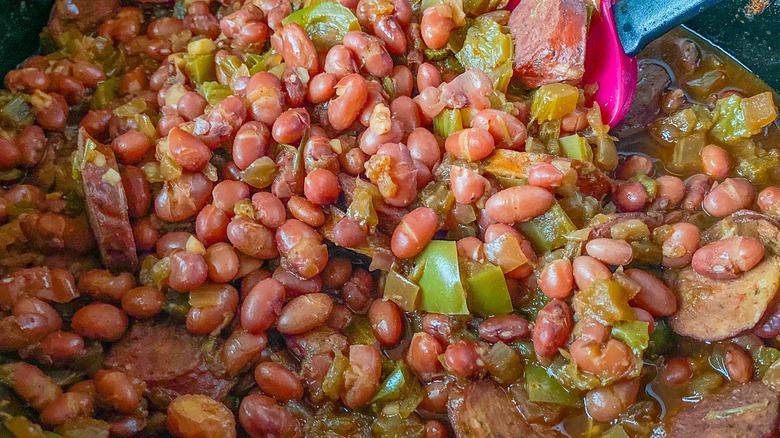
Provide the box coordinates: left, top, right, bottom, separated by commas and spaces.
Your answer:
0, 95, 32, 129
710, 94, 762, 142
559, 134, 593, 162
519, 202, 576, 253
433, 109, 463, 139
184, 52, 216, 86
455, 18, 513, 93
611, 321, 650, 355
573, 279, 634, 325
753, 346, 780, 379
466, 263, 512, 316
198, 81, 232, 106
4, 416, 46, 438
282, 1, 360, 51
416, 240, 469, 315
246, 49, 283, 75
345, 315, 378, 345
371, 362, 424, 418
90, 78, 120, 110
525, 365, 580, 406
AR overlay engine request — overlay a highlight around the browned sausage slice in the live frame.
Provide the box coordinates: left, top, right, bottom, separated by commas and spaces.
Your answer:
509, 0, 587, 88
667, 214, 780, 341
75, 128, 138, 272
667, 382, 779, 438
447, 380, 564, 438
106, 322, 234, 406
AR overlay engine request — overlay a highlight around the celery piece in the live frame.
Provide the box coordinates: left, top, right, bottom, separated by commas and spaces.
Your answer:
559, 134, 593, 162
466, 263, 512, 316
520, 202, 577, 253
416, 240, 469, 315
433, 109, 463, 138
282, 1, 360, 51
531, 84, 579, 122
525, 365, 580, 406
671, 131, 706, 170
455, 18, 513, 92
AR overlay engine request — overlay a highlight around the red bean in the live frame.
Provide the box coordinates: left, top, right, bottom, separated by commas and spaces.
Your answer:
155, 172, 213, 222
417, 64, 442, 92
195, 205, 229, 247
572, 255, 611, 291
681, 173, 712, 211
420, 5, 456, 49
444, 340, 484, 378
758, 186, 780, 215
168, 127, 211, 171
527, 162, 564, 188
585, 379, 640, 422
279, 22, 319, 76
450, 166, 487, 205
277, 293, 333, 334
73, 61, 105, 88
390, 65, 414, 96
702, 177, 755, 217
406, 332, 444, 382
221, 327, 268, 375
273, 267, 322, 296
533, 299, 572, 358
724, 344, 752, 383
33, 92, 68, 130
233, 122, 270, 170
614, 181, 648, 212
169, 250, 208, 292
538, 259, 574, 299
321, 257, 353, 290
324, 45, 358, 79
77, 269, 135, 301
169, 394, 238, 438
478, 315, 530, 343
342, 269, 373, 313
251, 192, 287, 229
177, 91, 208, 121
226, 217, 278, 260
624, 269, 677, 316
654, 175, 686, 209
121, 286, 164, 318
328, 74, 369, 131
391, 207, 438, 258
186, 283, 239, 335
662, 222, 701, 268
367, 299, 403, 345
471, 109, 527, 149
342, 344, 382, 409
276, 218, 328, 278
485, 186, 554, 224
121, 165, 150, 218
95, 370, 139, 413
585, 238, 633, 266
304, 169, 341, 205
0, 138, 21, 169
332, 217, 368, 248
205, 243, 240, 283
212, 180, 250, 216
365, 142, 417, 207
663, 357, 693, 385
241, 278, 286, 334
445, 128, 495, 162
692, 236, 765, 279
343, 31, 393, 77
239, 394, 302, 438
39, 392, 94, 427
272, 108, 311, 144
701, 144, 731, 178
419, 379, 450, 414
38, 331, 85, 361
72, 303, 128, 341
247, 72, 284, 125
254, 362, 303, 401
615, 154, 653, 180
15, 125, 46, 167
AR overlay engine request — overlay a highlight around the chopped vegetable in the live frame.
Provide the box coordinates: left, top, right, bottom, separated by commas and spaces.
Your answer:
525, 365, 580, 406
741, 92, 778, 132
415, 241, 469, 315
671, 131, 706, 170
322, 350, 350, 399
246, 49, 283, 75
573, 279, 634, 325
710, 94, 763, 142
184, 51, 217, 86
0, 95, 32, 129
383, 270, 420, 312
485, 342, 523, 384
629, 173, 658, 201
433, 109, 463, 138
371, 362, 424, 418
282, 1, 360, 51
705, 400, 770, 420
455, 18, 513, 92
91, 78, 120, 110
753, 346, 780, 379
345, 316, 379, 345
465, 262, 513, 316
531, 84, 579, 122
559, 134, 593, 162
602, 425, 631, 438
519, 202, 577, 252
611, 321, 650, 355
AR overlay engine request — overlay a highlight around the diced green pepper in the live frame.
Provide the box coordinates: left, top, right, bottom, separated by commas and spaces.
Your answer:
0, 95, 32, 129
525, 365, 580, 406
753, 346, 780, 379
371, 362, 423, 418
671, 131, 706, 171
455, 18, 513, 92
602, 425, 631, 438
198, 81, 233, 106
531, 84, 579, 122
519, 202, 577, 252
4, 416, 46, 438
345, 316, 378, 345
282, 1, 360, 51
433, 109, 463, 138
710, 94, 762, 142
688, 372, 724, 399
246, 49, 283, 75
184, 52, 217, 86
383, 270, 420, 312
485, 342, 523, 384
463, 0, 508, 15
611, 321, 650, 355
559, 134, 593, 162
90, 78, 120, 110
416, 240, 469, 315
466, 263, 512, 316
573, 280, 634, 325
322, 350, 349, 399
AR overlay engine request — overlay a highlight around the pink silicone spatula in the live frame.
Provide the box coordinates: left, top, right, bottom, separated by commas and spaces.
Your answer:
511, 0, 726, 127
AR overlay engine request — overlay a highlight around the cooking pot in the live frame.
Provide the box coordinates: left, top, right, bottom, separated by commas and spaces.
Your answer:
1, 0, 778, 90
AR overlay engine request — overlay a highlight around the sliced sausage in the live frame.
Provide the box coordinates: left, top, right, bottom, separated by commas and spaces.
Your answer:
76, 128, 138, 271
509, 0, 587, 88
614, 61, 672, 137
666, 382, 779, 438
447, 380, 564, 438
668, 214, 780, 341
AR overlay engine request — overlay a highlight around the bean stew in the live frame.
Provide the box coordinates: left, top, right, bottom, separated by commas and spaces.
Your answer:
0, 0, 778, 437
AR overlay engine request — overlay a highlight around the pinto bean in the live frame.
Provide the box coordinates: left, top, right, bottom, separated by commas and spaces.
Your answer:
585, 238, 633, 266
624, 269, 677, 316
343, 31, 393, 77
569, 320, 633, 377
254, 362, 303, 401
485, 186, 554, 224
367, 299, 403, 345
328, 74, 368, 131
277, 293, 333, 334
538, 259, 574, 299
532, 299, 572, 358
478, 315, 530, 343
662, 222, 701, 268
702, 178, 755, 218
701, 144, 731, 178
584, 379, 640, 422
653, 175, 686, 210
391, 207, 438, 258
691, 236, 765, 279
239, 394, 301, 438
